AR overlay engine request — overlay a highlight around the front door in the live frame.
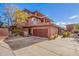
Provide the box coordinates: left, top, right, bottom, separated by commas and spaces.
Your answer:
28, 28, 32, 35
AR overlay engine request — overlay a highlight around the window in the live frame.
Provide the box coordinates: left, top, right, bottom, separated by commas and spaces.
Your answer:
32, 18, 37, 24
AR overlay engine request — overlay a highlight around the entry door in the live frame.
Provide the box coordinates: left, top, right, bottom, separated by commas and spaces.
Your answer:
28, 28, 32, 35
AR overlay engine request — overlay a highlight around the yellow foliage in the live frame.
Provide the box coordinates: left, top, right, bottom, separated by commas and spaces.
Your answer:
63, 31, 70, 37
49, 34, 58, 40
14, 9, 29, 24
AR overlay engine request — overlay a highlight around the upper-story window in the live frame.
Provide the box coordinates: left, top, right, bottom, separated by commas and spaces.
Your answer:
31, 18, 37, 24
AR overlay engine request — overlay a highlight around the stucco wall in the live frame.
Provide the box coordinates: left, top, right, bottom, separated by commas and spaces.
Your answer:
49, 26, 58, 36
22, 28, 29, 36
28, 17, 41, 25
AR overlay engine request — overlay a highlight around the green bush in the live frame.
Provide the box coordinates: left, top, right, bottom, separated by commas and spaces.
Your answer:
12, 27, 22, 36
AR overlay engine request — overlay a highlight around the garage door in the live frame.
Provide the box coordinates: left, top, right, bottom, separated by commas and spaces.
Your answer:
33, 29, 48, 37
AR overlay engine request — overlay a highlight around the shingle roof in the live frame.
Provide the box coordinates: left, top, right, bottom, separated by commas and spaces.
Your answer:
23, 9, 53, 22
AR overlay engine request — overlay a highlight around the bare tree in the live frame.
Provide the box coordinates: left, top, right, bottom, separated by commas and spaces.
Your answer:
3, 4, 18, 27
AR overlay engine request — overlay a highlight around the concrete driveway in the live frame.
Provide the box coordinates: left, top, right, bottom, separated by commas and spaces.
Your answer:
4, 36, 48, 50
0, 36, 79, 56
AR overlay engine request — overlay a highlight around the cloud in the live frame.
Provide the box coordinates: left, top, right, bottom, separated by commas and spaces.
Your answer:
61, 22, 66, 25
55, 22, 67, 28
69, 15, 78, 19
56, 22, 60, 25
56, 22, 66, 25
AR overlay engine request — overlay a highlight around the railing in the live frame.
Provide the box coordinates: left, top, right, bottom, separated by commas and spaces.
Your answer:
17, 22, 52, 27
25, 22, 52, 27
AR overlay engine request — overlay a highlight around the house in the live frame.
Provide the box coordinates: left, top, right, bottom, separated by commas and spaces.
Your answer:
16, 9, 62, 38
0, 9, 62, 39
66, 24, 75, 33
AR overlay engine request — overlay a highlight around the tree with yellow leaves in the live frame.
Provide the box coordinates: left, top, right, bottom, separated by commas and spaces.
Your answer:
14, 9, 29, 24
10, 9, 30, 36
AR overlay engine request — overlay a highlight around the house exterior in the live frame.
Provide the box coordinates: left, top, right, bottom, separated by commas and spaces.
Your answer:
16, 10, 62, 38
66, 24, 76, 33
0, 9, 62, 39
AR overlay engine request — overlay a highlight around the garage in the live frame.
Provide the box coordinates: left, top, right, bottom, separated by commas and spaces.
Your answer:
33, 29, 48, 37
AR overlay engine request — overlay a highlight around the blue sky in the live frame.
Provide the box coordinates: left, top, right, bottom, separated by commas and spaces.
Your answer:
0, 3, 79, 27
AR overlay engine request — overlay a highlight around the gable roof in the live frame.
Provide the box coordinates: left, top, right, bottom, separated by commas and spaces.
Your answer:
32, 11, 44, 17
23, 9, 53, 22
23, 9, 62, 29
23, 9, 33, 14
32, 11, 53, 22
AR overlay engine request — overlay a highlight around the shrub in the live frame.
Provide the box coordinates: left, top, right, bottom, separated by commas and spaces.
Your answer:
49, 34, 58, 40
62, 31, 70, 37
11, 27, 22, 36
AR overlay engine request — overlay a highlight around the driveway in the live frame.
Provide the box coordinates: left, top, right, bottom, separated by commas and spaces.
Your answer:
4, 36, 48, 50
0, 36, 79, 56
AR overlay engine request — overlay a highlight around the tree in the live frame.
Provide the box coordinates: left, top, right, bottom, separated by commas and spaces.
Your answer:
14, 9, 29, 24
3, 4, 18, 27
75, 24, 79, 30
10, 9, 30, 36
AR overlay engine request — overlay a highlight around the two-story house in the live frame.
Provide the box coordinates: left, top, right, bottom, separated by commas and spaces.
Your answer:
16, 9, 62, 38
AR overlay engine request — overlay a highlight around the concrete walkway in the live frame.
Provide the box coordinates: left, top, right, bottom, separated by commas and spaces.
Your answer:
0, 36, 79, 56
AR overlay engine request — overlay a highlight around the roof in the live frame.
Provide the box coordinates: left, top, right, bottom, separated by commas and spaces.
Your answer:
66, 24, 75, 26
23, 9, 33, 14
32, 11, 45, 17
23, 9, 53, 22
22, 9, 62, 29
32, 11, 53, 22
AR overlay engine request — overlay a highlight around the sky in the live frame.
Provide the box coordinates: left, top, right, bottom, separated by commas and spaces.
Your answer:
0, 3, 79, 27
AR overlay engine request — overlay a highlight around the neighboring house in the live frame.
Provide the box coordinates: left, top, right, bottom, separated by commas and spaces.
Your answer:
66, 24, 75, 33
17, 9, 62, 38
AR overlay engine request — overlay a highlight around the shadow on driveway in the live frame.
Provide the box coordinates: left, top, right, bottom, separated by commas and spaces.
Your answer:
4, 36, 48, 50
